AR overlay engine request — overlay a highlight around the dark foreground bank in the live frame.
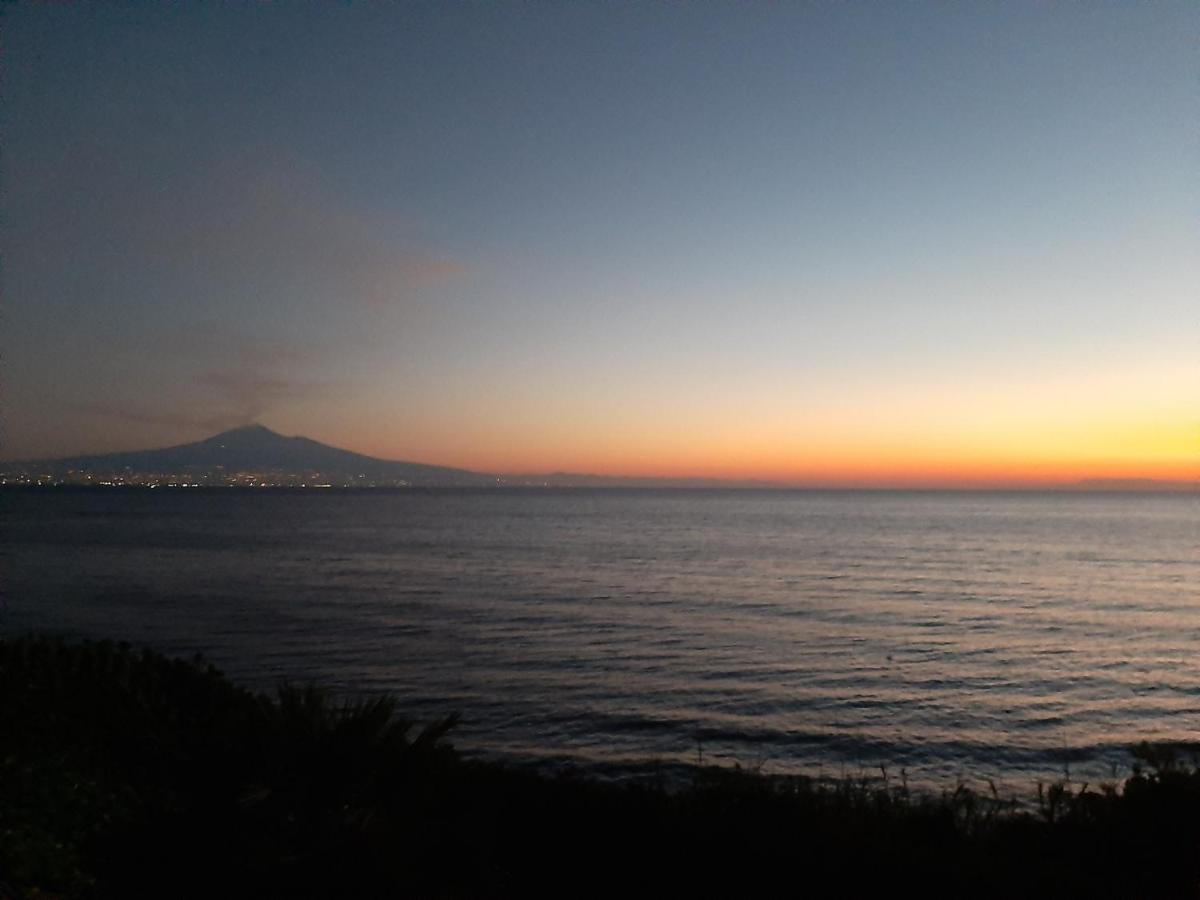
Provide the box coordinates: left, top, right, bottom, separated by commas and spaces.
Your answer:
2, 637, 1198, 899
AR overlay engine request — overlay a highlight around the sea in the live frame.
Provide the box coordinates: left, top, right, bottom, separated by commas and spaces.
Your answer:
3, 487, 1197, 795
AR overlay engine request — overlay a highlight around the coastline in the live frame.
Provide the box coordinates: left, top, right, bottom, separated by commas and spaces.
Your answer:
4, 635, 1199, 898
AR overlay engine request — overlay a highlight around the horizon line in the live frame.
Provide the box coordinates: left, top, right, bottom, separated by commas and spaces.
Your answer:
6, 422, 1196, 492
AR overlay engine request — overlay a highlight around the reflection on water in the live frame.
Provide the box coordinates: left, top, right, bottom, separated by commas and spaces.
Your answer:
3, 488, 1198, 791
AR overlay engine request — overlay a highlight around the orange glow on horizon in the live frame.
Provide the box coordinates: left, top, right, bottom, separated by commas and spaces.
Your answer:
341, 427, 1197, 488
283, 356, 1197, 489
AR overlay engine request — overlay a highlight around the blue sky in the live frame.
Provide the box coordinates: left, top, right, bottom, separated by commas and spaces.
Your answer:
5, 3, 1196, 483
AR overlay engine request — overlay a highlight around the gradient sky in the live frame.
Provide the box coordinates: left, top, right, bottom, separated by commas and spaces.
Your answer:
5, 3, 1197, 486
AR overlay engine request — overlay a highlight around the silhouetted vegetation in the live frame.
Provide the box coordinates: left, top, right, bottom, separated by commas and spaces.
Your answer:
3, 636, 1199, 898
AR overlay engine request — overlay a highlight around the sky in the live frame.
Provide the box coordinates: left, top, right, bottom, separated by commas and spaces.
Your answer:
4, 2, 1197, 486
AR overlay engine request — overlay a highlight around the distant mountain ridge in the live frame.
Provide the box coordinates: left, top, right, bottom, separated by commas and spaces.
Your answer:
498, 471, 789, 489
2, 424, 493, 486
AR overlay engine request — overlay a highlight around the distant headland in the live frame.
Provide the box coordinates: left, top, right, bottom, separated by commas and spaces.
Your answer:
0, 424, 491, 488
0, 424, 783, 489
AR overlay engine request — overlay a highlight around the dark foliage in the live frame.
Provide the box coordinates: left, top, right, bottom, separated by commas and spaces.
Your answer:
2, 636, 1199, 898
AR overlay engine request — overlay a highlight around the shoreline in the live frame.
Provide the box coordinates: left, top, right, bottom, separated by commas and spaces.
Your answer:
4, 635, 1200, 898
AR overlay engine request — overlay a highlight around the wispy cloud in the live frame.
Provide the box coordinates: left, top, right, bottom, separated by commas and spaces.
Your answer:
154, 327, 328, 370
9, 144, 461, 453
75, 327, 346, 434
164, 158, 467, 308
74, 366, 340, 435
71, 404, 252, 435
16, 143, 467, 312
199, 369, 337, 425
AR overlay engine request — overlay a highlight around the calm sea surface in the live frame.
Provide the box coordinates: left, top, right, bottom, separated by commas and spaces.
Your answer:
3, 488, 1198, 792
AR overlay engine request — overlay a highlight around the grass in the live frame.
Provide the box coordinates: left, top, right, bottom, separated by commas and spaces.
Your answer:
2, 635, 1199, 898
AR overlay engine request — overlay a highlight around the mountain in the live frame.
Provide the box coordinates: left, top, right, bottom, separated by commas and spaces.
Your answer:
2, 424, 494, 487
